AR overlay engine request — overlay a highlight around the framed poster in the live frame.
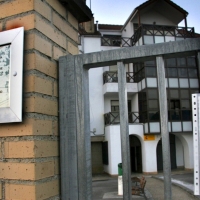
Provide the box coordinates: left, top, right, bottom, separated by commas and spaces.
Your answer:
0, 27, 24, 123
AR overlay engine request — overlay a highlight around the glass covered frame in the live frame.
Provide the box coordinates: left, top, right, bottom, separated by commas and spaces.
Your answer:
0, 27, 24, 123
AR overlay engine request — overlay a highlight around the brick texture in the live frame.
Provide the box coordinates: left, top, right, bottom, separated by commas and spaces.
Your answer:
24, 96, 58, 116
0, 0, 82, 198
5, 184, 36, 200
34, 0, 51, 21
0, 118, 53, 137
25, 33, 52, 57
24, 53, 58, 78
46, 0, 66, 18
35, 14, 66, 49
0, 22, 2, 32
0, 0, 34, 19
35, 179, 59, 199
0, 142, 2, 158
53, 11, 78, 43
6, 13, 35, 31
68, 12, 78, 30
68, 41, 79, 55
0, 162, 54, 180
5, 180, 59, 200
0, 0, 51, 21
53, 81, 58, 97
4, 141, 58, 158
24, 75, 53, 96
53, 45, 65, 60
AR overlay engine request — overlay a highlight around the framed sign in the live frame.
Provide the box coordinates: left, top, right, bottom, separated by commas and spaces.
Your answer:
0, 27, 24, 123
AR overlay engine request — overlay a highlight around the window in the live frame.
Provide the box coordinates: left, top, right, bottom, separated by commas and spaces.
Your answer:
167, 68, 177, 77
155, 36, 164, 43
144, 35, 154, 45
111, 100, 119, 112
146, 67, 156, 77
177, 57, 186, 67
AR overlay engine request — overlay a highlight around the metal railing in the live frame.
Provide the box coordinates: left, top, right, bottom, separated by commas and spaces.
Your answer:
101, 36, 132, 47
131, 24, 195, 46
103, 71, 134, 84
100, 25, 195, 47
104, 112, 139, 125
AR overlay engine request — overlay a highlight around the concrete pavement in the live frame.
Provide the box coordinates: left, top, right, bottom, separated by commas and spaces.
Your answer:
92, 170, 200, 199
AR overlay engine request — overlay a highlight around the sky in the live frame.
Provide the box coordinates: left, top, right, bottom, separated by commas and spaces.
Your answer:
86, 0, 200, 33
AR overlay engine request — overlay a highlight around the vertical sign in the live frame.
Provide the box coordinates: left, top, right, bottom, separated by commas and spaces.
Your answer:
192, 94, 200, 195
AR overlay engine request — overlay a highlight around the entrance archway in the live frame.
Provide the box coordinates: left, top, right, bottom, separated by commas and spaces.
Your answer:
156, 134, 177, 171
129, 135, 142, 173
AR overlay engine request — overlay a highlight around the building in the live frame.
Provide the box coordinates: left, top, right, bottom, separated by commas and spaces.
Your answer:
79, 0, 200, 175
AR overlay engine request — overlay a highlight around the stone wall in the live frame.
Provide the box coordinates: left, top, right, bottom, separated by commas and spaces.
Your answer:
0, 0, 79, 199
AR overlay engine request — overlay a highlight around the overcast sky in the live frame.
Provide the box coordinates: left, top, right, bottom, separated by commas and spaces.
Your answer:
86, 0, 200, 33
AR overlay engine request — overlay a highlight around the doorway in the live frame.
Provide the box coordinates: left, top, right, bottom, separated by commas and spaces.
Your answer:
157, 134, 177, 171
129, 135, 142, 173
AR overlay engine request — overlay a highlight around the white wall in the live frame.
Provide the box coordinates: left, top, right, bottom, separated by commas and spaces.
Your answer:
103, 83, 137, 95
122, 21, 134, 38
132, 10, 176, 26
104, 125, 122, 175
100, 30, 121, 36
82, 37, 105, 136
141, 137, 160, 173
174, 133, 194, 169
104, 124, 161, 174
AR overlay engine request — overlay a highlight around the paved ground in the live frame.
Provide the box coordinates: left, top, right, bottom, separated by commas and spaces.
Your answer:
92, 170, 200, 200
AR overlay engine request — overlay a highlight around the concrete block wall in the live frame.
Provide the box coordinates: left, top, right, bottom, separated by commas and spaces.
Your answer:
0, 0, 79, 199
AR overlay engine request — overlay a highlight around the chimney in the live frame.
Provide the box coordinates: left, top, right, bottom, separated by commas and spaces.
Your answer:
96, 20, 99, 31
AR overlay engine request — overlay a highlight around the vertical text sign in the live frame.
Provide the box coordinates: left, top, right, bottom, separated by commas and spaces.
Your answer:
192, 94, 200, 195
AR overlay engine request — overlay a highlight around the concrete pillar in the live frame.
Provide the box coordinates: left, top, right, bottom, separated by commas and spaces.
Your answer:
59, 55, 92, 200
156, 56, 172, 200
117, 61, 132, 199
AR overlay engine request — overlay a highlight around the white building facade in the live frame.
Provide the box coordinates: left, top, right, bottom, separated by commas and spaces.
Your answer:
79, 0, 199, 175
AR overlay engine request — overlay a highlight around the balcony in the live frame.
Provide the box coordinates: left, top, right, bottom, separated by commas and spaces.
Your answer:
103, 71, 134, 84
103, 71, 137, 95
101, 36, 132, 47
101, 24, 195, 47
104, 112, 139, 125
131, 24, 195, 46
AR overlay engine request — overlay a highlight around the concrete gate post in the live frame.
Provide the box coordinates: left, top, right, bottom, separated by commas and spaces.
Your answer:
59, 55, 92, 200
117, 61, 132, 199
156, 56, 172, 200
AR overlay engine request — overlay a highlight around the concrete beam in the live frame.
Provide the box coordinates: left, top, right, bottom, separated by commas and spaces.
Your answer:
78, 38, 200, 68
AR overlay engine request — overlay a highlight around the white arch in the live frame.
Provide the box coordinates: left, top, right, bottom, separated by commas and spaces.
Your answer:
129, 127, 161, 173
174, 133, 193, 169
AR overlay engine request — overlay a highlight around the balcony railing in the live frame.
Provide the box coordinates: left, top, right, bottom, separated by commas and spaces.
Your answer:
101, 36, 132, 47
100, 24, 195, 47
103, 71, 134, 84
104, 112, 139, 125
131, 24, 195, 46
